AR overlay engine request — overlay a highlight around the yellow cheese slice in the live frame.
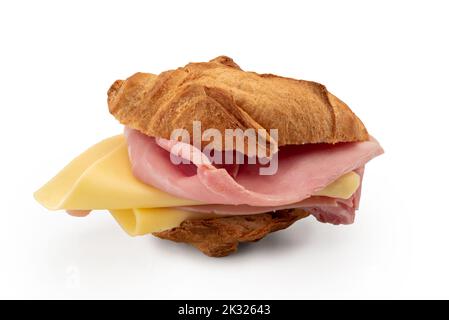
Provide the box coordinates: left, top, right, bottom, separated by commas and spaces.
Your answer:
34, 135, 360, 212
34, 135, 201, 210
314, 171, 360, 199
110, 208, 218, 236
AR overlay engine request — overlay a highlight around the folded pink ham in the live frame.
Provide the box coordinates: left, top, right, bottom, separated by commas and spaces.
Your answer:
125, 128, 383, 225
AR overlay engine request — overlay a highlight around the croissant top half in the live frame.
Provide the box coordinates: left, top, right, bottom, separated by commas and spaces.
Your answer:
107, 56, 368, 152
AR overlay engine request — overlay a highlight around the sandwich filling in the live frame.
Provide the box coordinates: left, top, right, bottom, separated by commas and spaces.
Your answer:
35, 127, 383, 235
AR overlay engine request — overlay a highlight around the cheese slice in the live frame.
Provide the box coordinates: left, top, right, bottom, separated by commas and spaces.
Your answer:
35, 135, 361, 234
110, 208, 219, 236
314, 171, 360, 200
34, 135, 201, 210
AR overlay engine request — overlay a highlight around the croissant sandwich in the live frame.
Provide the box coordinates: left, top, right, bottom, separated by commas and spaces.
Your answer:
34, 56, 383, 257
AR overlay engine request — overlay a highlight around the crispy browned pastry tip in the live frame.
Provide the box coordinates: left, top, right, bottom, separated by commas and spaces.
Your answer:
107, 56, 368, 154
153, 209, 310, 257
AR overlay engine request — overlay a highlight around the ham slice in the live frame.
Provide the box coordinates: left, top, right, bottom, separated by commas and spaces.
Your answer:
180, 196, 342, 215
125, 127, 383, 208
179, 183, 362, 225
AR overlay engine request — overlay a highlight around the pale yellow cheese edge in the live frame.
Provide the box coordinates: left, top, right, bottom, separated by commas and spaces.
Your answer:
110, 208, 219, 236
314, 172, 360, 200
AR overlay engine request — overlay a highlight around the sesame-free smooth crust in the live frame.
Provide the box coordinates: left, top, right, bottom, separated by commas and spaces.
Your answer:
108, 56, 368, 152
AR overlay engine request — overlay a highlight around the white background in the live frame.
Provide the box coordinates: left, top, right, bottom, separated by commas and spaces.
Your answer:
1, 0, 448, 299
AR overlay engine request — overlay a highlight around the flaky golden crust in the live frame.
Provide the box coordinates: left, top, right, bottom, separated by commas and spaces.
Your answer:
108, 56, 368, 150
153, 209, 309, 257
